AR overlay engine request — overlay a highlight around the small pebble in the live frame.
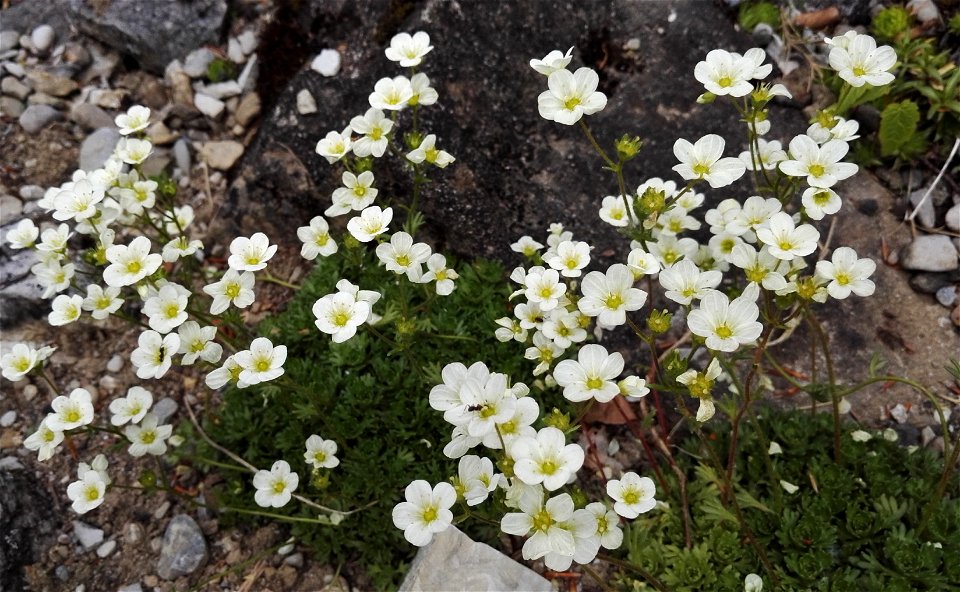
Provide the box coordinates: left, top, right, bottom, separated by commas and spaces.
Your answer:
182, 48, 216, 79
73, 521, 105, 549
0, 411, 16, 427
96, 539, 117, 558
296, 89, 317, 115
154, 500, 171, 520
55, 565, 70, 581
117, 584, 143, 592
152, 398, 178, 424
310, 49, 341, 77
238, 30, 258, 55
936, 285, 958, 308
0, 30, 19, 52
106, 354, 124, 373
19, 104, 63, 133
946, 203, 960, 233
901, 235, 959, 272
18, 185, 45, 201
227, 37, 245, 64
0, 457, 25, 470
22, 384, 38, 401
30, 25, 55, 54
921, 425, 937, 447
123, 522, 145, 545
283, 552, 304, 568
194, 93, 225, 119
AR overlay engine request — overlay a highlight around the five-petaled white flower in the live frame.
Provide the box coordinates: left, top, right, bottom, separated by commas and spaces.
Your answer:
523, 267, 566, 311
376, 231, 432, 280
228, 232, 277, 272
67, 470, 108, 514
315, 127, 352, 164
511, 426, 585, 491
778, 135, 857, 188
115, 105, 151, 135
24, 418, 64, 461
687, 288, 763, 352
347, 205, 393, 242
203, 269, 256, 315
253, 460, 300, 508
673, 134, 746, 188
48, 294, 83, 327
694, 49, 756, 97
538, 67, 607, 125
46, 388, 95, 432
143, 284, 190, 334
530, 47, 574, 75
81, 285, 122, 320
130, 330, 180, 379
392, 480, 456, 546
455, 455, 500, 506
420, 253, 459, 295
304, 435, 340, 469
385, 31, 433, 67
501, 491, 576, 565
2, 343, 53, 381
553, 344, 624, 403
801, 187, 843, 220
406, 134, 455, 168
5, 218, 39, 249
313, 291, 371, 343
606, 472, 657, 518
103, 236, 162, 287
297, 216, 339, 260
115, 138, 153, 165
544, 240, 591, 278
828, 34, 896, 88
756, 212, 820, 261
659, 259, 722, 305
369, 75, 414, 111
349, 108, 394, 158
177, 321, 223, 365
124, 413, 172, 457
327, 171, 378, 217
109, 386, 153, 426
815, 247, 876, 299
235, 337, 287, 386
578, 263, 647, 328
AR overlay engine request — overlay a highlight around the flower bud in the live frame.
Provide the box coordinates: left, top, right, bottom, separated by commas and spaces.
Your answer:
544, 407, 571, 432
697, 91, 717, 104
615, 134, 643, 161
647, 309, 672, 335
405, 131, 424, 151
637, 186, 666, 216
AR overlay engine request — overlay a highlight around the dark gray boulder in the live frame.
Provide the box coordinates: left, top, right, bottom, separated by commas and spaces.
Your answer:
226, 0, 808, 263
0, 470, 59, 592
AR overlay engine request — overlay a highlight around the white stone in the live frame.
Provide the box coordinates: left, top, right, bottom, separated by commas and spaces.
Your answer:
106, 354, 124, 373
398, 527, 552, 592
194, 80, 241, 100
0, 410, 15, 427
96, 539, 117, 558
199, 140, 244, 170
900, 235, 959, 272
227, 37, 245, 64
946, 203, 960, 233
238, 30, 258, 56
30, 25, 55, 54
194, 93, 225, 119
182, 48, 216, 78
296, 89, 317, 115
0, 31, 19, 53
311, 49, 341, 77
237, 54, 257, 92
73, 521, 105, 549
3, 62, 25, 78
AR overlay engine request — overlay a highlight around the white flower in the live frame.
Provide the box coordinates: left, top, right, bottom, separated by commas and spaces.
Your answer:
606, 472, 657, 518
511, 427, 585, 491
315, 127, 352, 164
109, 386, 153, 426
780, 480, 799, 494
163, 205, 195, 235
599, 194, 633, 227
253, 460, 299, 508
304, 435, 339, 469
347, 205, 393, 242
445, 373, 516, 438
335, 279, 382, 324
2, 343, 52, 381
553, 344, 624, 403
409, 72, 438, 106
205, 354, 247, 390
544, 240, 591, 278
626, 248, 662, 279
376, 231, 431, 280
36, 222, 71, 253
313, 292, 371, 343
297, 216, 339, 260
728, 244, 788, 291
115, 105, 151, 135
619, 375, 650, 401
524, 330, 564, 375
115, 138, 153, 165
349, 108, 393, 158
687, 289, 763, 353
103, 236, 162, 287
428, 361, 491, 413
778, 135, 857, 188
406, 134, 455, 168
420, 253, 458, 295
745, 573, 764, 592
501, 492, 576, 562
756, 212, 820, 261
67, 470, 107, 514
482, 396, 538, 450
739, 138, 786, 171
143, 284, 189, 333
530, 47, 573, 75
677, 358, 723, 422
385, 31, 433, 67
369, 75, 414, 112
672, 134, 746, 188
455, 455, 500, 506
47, 294, 83, 327
46, 388, 95, 432
541, 308, 586, 349
33, 259, 74, 299
23, 418, 64, 461
124, 413, 173, 457
807, 116, 860, 144
828, 34, 896, 87
392, 480, 456, 546
203, 269, 256, 315
177, 321, 223, 365
52, 179, 104, 222
130, 330, 180, 380
538, 67, 607, 125
815, 247, 876, 299
235, 337, 286, 386
511, 236, 544, 258
578, 263, 647, 327
327, 171, 378, 217
659, 259, 722, 305
162, 235, 204, 263
5, 218, 39, 249
228, 232, 276, 272
694, 49, 756, 97
576, 501, 624, 552
523, 267, 566, 311
801, 187, 843, 220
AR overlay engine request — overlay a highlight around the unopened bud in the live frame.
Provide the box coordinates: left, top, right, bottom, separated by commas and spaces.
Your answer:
697, 91, 717, 104
647, 309, 673, 335
615, 134, 643, 160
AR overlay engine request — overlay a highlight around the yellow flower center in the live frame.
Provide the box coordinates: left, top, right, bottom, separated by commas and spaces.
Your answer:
225, 283, 241, 299
623, 489, 640, 504
126, 260, 142, 274
532, 508, 554, 532
255, 359, 271, 372
333, 312, 350, 327
835, 272, 851, 286
715, 324, 733, 339
272, 479, 287, 494
421, 505, 439, 523
852, 65, 866, 77
718, 75, 732, 88
586, 377, 604, 390
84, 485, 100, 501
605, 293, 624, 309
165, 304, 180, 319
396, 254, 411, 267
563, 97, 581, 110
65, 409, 81, 423
141, 430, 156, 444
693, 163, 711, 176
808, 164, 825, 177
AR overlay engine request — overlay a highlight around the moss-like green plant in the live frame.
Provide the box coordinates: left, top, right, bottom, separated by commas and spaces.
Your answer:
871, 6, 912, 42
737, 1, 781, 32
206, 57, 237, 83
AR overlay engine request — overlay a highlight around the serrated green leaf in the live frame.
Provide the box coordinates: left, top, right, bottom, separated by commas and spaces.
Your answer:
879, 100, 921, 156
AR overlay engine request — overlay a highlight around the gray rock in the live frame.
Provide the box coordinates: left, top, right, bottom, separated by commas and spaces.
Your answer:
118, 584, 144, 592
106, 354, 124, 373
283, 552, 304, 568
66, 0, 228, 75
947, 203, 960, 233
63, 42, 92, 70
195, 80, 241, 100
30, 25, 55, 55
0, 248, 44, 328
54, 565, 69, 582
2, 76, 31, 100
70, 103, 115, 131
96, 539, 117, 558
123, 522, 145, 545
2, 62, 25, 79
936, 285, 958, 308
193, 93, 225, 119
227, 37, 245, 64
0, 411, 15, 427
80, 127, 121, 171
73, 521, 105, 549
18, 185, 44, 201
901, 235, 960, 272
0, 457, 25, 470
182, 48, 216, 79
88, 88, 127, 109
0, 97, 25, 118
226, 0, 809, 262
236, 54, 257, 93
26, 92, 65, 108
18, 104, 62, 133
173, 138, 191, 175
296, 89, 317, 115
152, 398, 178, 424
399, 527, 551, 592
0, 470, 58, 591
0, 195, 23, 219
199, 141, 244, 171
0, 31, 19, 53
909, 188, 936, 228
238, 30, 257, 56
156, 514, 207, 580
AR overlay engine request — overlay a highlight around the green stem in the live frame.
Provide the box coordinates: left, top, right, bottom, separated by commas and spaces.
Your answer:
262, 273, 301, 291
804, 306, 841, 462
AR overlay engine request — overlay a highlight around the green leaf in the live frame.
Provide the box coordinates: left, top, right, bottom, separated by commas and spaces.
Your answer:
879, 100, 921, 156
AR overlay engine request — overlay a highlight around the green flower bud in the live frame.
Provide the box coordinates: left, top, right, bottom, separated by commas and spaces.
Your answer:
647, 309, 673, 335
544, 408, 571, 432
405, 131, 424, 151
139, 469, 157, 489
615, 134, 643, 161
697, 91, 717, 104
637, 186, 666, 216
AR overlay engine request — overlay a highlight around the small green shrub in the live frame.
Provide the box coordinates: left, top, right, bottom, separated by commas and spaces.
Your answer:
206, 57, 237, 83
619, 411, 960, 591
737, 1, 781, 32
871, 6, 913, 42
